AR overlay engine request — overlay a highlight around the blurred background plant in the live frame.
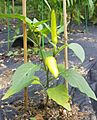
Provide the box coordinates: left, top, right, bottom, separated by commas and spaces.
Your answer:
0, 0, 97, 24
0, 0, 97, 50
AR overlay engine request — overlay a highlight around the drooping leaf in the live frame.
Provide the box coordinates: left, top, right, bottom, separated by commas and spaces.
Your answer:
47, 84, 71, 111
68, 43, 85, 63
58, 64, 97, 101
2, 63, 40, 100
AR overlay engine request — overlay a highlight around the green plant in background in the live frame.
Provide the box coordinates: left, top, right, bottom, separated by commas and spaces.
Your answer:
0, 0, 14, 50
0, 0, 97, 51
66, 0, 95, 28
7, 0, 11, 50
36, 0, 97, 25
0, 0, 97, 26
1, 8, 97, 111
91, 0, 97, 24
0, 0, 5, 14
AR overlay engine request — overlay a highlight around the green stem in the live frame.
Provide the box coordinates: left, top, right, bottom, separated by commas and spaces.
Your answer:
45, 69, 49, 105
46, 69, 49, 88
85, 5, 88, 32
40, 47, 49, 105
40, 48, 46, 71
7, 0, 10, 50
41, 0, 44, 48
8, 20, 10, 50
53, 45, 57, 57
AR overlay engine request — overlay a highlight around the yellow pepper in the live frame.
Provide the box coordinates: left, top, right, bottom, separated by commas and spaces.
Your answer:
51, 9, 58, 45
45, 56, 59, 78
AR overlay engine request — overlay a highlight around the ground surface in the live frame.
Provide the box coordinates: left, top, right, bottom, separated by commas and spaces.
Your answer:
0, 23, 97, 119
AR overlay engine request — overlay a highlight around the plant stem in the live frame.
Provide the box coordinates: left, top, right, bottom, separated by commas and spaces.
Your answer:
7, 19, 10, 50
4, 1, 7, 14
22, 0, 28, 109
63, 0, 68, 90
45, 69, 49, 105
53, 46, 57, 57
12, 0, 14, 14
41, 0, 44, 48
40, 48, 46, 71
40, 47, 49, 105
85, 5, 88, 32
7, 0, 10, 50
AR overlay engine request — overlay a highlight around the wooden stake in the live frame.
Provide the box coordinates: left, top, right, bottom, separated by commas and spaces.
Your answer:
22, 0, 28, 108
63, 0, 68, 89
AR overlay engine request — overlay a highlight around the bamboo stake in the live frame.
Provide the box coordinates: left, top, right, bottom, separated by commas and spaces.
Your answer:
63, 0, 68, 89
22, 0, 28, 108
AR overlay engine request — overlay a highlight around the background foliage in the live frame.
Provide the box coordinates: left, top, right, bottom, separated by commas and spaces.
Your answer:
0, 0, 97, 25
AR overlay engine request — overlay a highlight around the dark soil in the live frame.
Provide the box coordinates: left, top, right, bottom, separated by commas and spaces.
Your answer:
0, 23, 97, 119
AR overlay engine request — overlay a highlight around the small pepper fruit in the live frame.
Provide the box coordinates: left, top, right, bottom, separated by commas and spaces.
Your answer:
45, 56, 59, 78
51, 9, 58, 45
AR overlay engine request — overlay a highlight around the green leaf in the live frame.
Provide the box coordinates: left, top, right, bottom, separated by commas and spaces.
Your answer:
25, 17, 33, 26
2, 63, 40, 100
59, 66, 97, 101
88, 0, 94, 18
58, 64, 65, 74
30, 117, 36, 120
44, 23, 51, 32
0, 14, 48, 30
40, 28, 50, 36
44, 0, 51, 11
0, 14, 25, 20
32, 77, 41, 85
32, 18, 48, 31
39, 49, 53, 59
57, 25, 64, 35
70, 0, 73, 6
47, 84, 71, 111
7, 51, 14, 56
55, 45, 67, 56
66, 0, 70, 7
0, 14, 33, 27
68, 43, 85, 62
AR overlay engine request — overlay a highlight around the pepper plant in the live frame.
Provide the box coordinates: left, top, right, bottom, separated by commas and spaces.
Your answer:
1, 9, 97, 111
